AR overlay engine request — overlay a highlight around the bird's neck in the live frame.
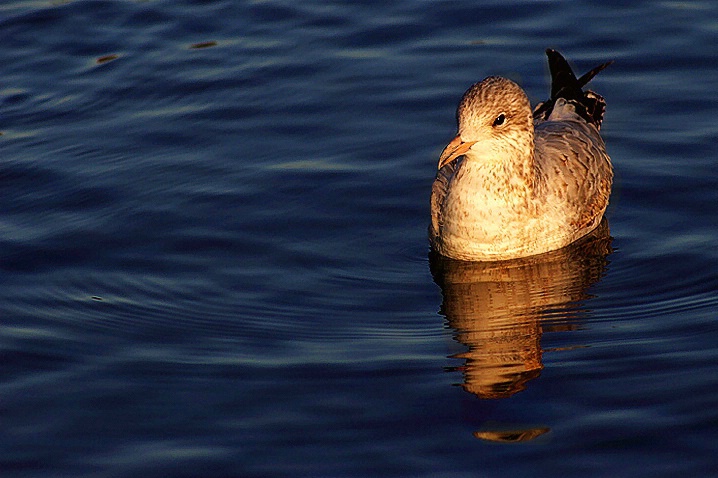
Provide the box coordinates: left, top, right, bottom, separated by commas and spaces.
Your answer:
459, 144, 537, 202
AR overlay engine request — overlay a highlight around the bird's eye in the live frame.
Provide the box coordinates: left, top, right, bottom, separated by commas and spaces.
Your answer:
492, 113, 506, 127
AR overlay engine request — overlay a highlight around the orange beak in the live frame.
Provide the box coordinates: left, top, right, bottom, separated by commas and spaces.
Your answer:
438, 135, 476, 170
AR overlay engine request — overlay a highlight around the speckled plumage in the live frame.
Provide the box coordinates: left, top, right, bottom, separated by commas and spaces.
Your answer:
430, 50, 613, 261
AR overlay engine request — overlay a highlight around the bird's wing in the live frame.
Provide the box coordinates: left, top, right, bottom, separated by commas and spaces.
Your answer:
533, 49, 612, 130
429, 159, 458, 244
534, 105, 613, 237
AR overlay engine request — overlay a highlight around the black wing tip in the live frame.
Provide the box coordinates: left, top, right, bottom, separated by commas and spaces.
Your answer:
535, 49, 613, 128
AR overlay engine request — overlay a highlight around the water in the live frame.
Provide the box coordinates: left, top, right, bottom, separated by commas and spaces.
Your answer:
1, 0, 717, 476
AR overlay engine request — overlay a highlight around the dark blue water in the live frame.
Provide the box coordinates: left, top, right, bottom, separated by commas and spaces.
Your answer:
2, 1, 717, 476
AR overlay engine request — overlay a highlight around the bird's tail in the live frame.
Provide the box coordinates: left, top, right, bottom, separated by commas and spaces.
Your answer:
533, 49, 613, 129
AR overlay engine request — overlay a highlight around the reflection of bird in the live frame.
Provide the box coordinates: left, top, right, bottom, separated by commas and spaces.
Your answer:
430, 49, 613, 261
430, 219, 612, 400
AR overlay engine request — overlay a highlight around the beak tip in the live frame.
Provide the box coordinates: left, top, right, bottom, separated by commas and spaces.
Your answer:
437, 135, 474, 170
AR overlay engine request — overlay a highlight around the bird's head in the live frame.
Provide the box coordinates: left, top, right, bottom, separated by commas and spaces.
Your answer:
438, 76, 534, 170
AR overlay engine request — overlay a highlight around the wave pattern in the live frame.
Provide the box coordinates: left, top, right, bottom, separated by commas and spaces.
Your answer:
1, 0, 717, 476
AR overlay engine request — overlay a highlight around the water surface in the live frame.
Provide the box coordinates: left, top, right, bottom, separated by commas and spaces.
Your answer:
1, 1, 717, 476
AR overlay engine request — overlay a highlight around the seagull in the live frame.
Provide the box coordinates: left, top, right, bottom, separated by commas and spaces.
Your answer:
430, 49, 614, 261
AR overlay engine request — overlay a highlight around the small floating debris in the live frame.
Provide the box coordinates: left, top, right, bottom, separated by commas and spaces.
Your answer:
474, 427, 550, 443
189, 41, 218, 49
91, 296, 104, 301
96, 54, 119, 64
